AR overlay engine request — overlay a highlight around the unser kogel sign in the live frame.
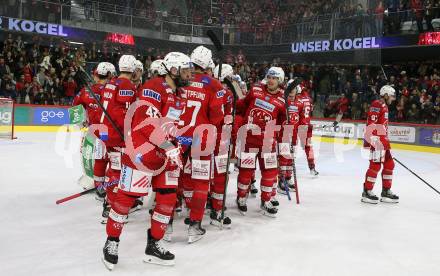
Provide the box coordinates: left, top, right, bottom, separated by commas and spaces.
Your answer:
0, 17, 68, 37
292, 37, 380, 53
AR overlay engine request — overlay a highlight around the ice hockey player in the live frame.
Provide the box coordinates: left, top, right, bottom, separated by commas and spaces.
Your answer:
95, 55, 137, 223
132, 60, 144, 90
296, 80, 319, 176
179, 45, 226, 242
101, 52, 192, 270
277, 80, 304, 194
362, 85, 399, 204
210, 63, 237, 228
73, 62, 113, 200
235, 67, 286, 217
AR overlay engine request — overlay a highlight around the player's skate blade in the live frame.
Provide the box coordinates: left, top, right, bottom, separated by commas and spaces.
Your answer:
210, 210, 231, 229
380, 189, 399, 203
145, 229, 175, 266
361, 190, 379, 204
260, 200, 277, 218
236, 197, 248, 216
102, 257, 115, 271
188, 221, 206, 243
143, 255, 175, 266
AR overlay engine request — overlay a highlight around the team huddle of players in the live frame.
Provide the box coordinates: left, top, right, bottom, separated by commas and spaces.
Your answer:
73, 46, 398, 271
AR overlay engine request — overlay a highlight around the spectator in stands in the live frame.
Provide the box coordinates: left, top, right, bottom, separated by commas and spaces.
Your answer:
412, 0, 425, 33
407, 103, 421, 122
350, 92, 362, 120
63, 76, 77, 105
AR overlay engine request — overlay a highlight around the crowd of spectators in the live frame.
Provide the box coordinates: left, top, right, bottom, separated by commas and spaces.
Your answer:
0, 34, 438, 124
3, 0, 439, 44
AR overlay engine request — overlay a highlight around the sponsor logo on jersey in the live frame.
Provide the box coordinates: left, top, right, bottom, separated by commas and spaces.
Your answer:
165, 88, 173, 94
165, 107, 182, 120
190, 81, 204, 88
187, 90, 206, 100
142, 89, 161, 102
265, 96, 270, 101
105, 84, 116, 90
201, 76, 210, 84
289, 105, 299, 112
370, 107, 380, 113
119, 90, 134, 96
216, 90, 225, 98
384, 112, 388, 119
255, 98, 275, 112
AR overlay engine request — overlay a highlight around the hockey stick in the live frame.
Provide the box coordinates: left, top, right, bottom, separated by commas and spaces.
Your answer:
207, 29, 232, 226
284, 80, 302, 204
56, 68, 126, 205
56, 187, 96, 204
393, 157, 440, 196
221, 78, 239, 224
76, 67, 125, 141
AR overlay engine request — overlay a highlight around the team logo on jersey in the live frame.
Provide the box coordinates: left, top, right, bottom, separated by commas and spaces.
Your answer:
370, 107, 380, 113
249, 108, 273, 122
119, 90, 134, 96
142, 89, 161, 102
255, 98, 275, 112
216, 90, 226, 98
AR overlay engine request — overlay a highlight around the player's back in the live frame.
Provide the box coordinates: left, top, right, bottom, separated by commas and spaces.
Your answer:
100, 77, 136, 147
180, 73, 225, 137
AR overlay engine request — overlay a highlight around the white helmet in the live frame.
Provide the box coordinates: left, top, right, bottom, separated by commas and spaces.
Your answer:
207, 59, 215, 69
380, 85, 395, 97
150, 59, 166, 76
134, 60, 144, 72
265, 67, 285, 84
213, 64, 234, 82
163, 52, 192, 74
96, 62, 112, 76
104, 62, 116, 76
190, 46, 212, 70
118, 55, 137, 73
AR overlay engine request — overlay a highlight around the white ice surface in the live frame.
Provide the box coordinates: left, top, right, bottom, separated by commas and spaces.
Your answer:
1, 132, 440, 276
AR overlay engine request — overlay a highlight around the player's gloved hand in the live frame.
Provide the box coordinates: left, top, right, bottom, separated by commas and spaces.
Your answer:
165, 145, 183, 170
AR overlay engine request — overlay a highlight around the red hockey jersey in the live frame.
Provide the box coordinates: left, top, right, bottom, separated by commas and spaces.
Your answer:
297, 92, 313, 125
178, 73, 226, 142
123, 76, 186, 170
236, 84, 286, 146
73, 83, 104, 125
99, 77, 136, 147
364, 99, 390, 150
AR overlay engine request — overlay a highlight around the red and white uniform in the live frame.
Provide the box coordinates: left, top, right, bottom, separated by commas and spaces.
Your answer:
72, 83, 104, 125
179, 73, 225, 222
278, 96, 304, 182
94, 77, 136, 206
297, 90, 316, 170
106, 76, 186, 241
235, 83, 286, 202
363, 99, 394, 191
